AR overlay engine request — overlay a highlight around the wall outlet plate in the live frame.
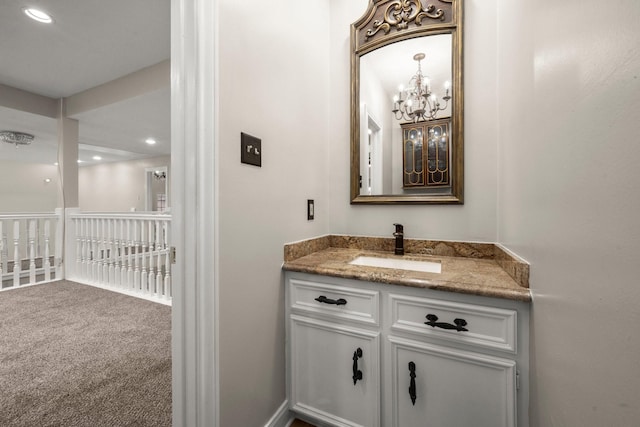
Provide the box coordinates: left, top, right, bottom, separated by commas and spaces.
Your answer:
307, 199, 314, 220
241, 132, 261, 167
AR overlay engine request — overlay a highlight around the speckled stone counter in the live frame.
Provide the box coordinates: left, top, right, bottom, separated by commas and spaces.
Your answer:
283, 235, 531, 302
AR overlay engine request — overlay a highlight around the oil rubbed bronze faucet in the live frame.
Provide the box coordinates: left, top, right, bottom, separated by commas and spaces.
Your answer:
393, 223, 404, 255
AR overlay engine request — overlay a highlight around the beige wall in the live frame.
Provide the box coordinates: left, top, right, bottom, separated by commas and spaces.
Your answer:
0, 161, 59, 212
78, 156, 170, 212
496, 0, 640, 425
216, 0, 330, 425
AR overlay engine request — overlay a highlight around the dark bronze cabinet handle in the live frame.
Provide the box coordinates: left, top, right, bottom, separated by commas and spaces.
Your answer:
408, 361, 417, 405
425, 314, 469, 332
352, 348, 363, 385
315, 295, 347, 306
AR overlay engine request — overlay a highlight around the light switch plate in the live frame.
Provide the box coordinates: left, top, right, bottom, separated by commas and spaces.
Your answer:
241, 132, 261, 167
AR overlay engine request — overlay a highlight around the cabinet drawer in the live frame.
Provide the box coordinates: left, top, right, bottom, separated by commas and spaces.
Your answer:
290, 279, 380, 326
389, 294, 517, 353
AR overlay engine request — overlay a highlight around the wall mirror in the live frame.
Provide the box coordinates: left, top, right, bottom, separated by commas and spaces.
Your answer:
351, 0, 464, 204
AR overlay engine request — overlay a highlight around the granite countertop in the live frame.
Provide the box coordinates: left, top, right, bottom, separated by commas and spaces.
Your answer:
283, 235, 531, 302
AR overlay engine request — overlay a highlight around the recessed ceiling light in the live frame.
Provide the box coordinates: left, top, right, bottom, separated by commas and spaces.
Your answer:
44, 178, 52, 183
54, 162, 58, 166
145, 138, 157, 145
23, 8, 53, 24
92, 155, 102, 161
77, 160, 84, 163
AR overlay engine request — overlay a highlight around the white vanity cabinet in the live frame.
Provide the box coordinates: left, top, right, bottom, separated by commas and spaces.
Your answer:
388, 293, 521, 427
286, 272, 529, 427
287, 276, 382, 427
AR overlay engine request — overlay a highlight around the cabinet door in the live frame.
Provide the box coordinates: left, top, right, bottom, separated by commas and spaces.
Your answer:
290, 315, 380, 427
390, 336, 516, 427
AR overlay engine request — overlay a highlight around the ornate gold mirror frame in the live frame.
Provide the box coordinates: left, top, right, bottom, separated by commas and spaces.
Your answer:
350, 0, 464, 204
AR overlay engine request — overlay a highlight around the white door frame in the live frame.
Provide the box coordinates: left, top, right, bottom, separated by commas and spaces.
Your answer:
171, 0, 219, 426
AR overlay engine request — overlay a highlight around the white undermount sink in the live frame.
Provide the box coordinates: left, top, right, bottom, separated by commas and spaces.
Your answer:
349, 255, 442, 274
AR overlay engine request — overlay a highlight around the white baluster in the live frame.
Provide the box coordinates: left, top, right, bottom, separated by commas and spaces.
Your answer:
122, 219, 132, 289
94, 218, 101, 284
0, 220, 4, 279
75, 217, 83, 280
0, 219, 7, 280
44, 219, 52, 282
140, 220, 148, 294
13, 220, 21, 287
148, 220, 156, 296
91, 218, 99, 283
28, 220, 36, 284
134, 220, 141, 291
155, 220, 163, 297
127, 219, 134, 288
107, 218, 115, 286
120, 219, 127, 288
114, 219, 121, 288
164, 221, 171, 300
81, 218, 88, 280
101, 218, 108, 284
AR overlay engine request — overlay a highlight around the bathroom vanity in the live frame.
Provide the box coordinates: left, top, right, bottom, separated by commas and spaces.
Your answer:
283, 236, 530, 427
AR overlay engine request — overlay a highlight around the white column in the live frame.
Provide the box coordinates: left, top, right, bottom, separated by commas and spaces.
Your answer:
172, 0, 219, 425
57, 101, 79, 209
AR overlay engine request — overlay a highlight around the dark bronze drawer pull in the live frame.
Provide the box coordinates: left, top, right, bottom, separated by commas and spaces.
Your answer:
315, 295, 347, 306
408, 361, 417, 405
425, 314, 468, 332
352, 348, 363, 385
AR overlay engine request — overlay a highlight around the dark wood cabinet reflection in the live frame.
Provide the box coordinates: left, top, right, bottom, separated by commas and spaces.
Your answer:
402, 118, 450, 190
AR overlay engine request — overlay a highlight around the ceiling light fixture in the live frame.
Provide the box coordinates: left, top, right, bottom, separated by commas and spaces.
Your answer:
92, 155, 102, 161
145, 138, 157, 145
0, 130, 35, 147
23, 8, 53, 24
391, 53, 451, 123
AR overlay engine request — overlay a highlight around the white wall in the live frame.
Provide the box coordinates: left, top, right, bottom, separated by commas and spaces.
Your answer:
329, 0, 499, 242
360, 59, 392, 194
217, 0, 330, 425
496, 0, 640, 425
78, 156, 170, 212
0, 161, 59, 212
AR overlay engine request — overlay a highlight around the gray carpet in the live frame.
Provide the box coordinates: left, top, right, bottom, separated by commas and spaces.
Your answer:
0, 281, 171, 426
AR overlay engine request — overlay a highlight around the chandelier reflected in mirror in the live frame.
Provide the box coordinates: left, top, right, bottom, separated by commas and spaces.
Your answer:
391, 53, 451, 123
0, 130, 35, 147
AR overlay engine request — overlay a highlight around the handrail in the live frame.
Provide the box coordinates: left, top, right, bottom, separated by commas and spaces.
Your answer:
0, 213, 61, 220
68, 212, 171, 221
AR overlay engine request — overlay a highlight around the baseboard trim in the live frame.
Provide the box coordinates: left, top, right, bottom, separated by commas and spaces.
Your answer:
265, 400, 293, 427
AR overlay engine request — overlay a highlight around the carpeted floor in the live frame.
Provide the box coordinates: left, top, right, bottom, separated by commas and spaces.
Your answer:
0, 281, 171, 426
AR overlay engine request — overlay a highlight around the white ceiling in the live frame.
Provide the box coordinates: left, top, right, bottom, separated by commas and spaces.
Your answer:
361, 35, 453, 103
0, 0, 170, 165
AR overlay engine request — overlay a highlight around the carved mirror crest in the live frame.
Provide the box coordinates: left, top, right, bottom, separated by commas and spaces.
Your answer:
350, 0, 464, 204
